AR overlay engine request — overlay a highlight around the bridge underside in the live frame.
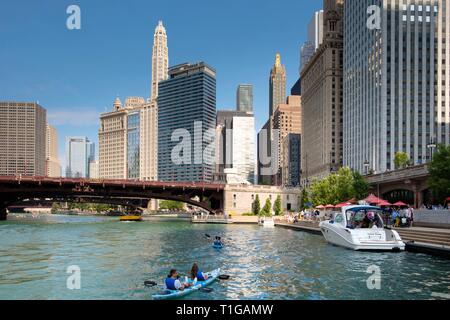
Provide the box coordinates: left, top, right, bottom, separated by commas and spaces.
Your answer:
0, 178, 225, 221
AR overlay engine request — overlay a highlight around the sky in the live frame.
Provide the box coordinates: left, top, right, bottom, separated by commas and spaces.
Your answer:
0, 0, 322, 167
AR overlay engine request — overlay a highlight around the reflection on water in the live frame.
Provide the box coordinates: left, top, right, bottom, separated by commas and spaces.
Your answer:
0, 214, 449, 300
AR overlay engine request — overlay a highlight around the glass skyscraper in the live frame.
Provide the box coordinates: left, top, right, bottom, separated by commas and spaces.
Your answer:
344, 0, 449, 173
65, 137, 95, 178
127, 111, 140, 179
236, 84, 253, 113
158, 62, 217, 182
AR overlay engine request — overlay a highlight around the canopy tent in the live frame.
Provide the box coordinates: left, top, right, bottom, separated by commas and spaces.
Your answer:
363, 194, 384, 204
393, 201, 408, 207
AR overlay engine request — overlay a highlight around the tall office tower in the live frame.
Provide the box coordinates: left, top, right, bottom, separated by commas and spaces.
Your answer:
127, 110, 140, 179
158, 62, 217, 182
65, 136, 94, 178
257, 119, 274, 185
301, 0, 344, 185
99, 98, 127, 179
89, 160, 99, 179
46, 124, 61, 177
344, 0, 450, 173
140, 101, 158, 181
269, 53, 287, 117
282, 133, 301, 187
272, 96, 303, 185
300, 10, 324, 73
0, 102, 47, 176
216, 110, 256, 184
150, 21, 169, 100
236, 84, 253, 112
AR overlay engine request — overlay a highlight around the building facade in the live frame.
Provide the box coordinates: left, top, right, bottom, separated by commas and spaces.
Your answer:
65, 136, 94, 178
273, 96, 302, 185
236, 84, 253, 112
158, 62, 217, 182
300, 10, 324, 73
301, 0, 344, 185
46, 124, 61, 177
282, 133, 301, 187
343, 0, 450, 173
216, 110, 255, 184
0, 102, 47, 176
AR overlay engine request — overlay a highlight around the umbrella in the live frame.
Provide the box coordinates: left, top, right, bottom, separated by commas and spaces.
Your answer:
315, 205, 325, 209
377, 200, 392, 207
364, 194, 383, 204
325, 204, 335, 209
393, 201, 408, 207
335, 202, 351, 208
346, 198, 357, 204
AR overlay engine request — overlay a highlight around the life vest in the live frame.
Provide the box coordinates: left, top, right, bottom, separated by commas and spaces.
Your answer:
196, 271, 205, 281
165, 277, 177, 290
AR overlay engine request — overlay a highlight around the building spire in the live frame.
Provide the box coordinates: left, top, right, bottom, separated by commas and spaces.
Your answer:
275, 53, 281, 67
150, 20, 169, 100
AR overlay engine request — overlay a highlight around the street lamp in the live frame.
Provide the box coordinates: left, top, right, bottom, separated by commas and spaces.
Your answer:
364, 160, 370, 176
427, 139, 437, 162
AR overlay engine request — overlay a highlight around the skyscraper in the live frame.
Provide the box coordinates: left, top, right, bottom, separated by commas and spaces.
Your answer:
282, 133, 301, 187
301, 0, 344, 185
0, 102, 47, 176
158, 62, 217, 182
344, 0, 450, 173
46, 124, 61, 177
269, 53, 287, 117
65, 136, 94, 178
236, 84, 253, 112
151, 21, 169, 100
216, 110, 256, 185
300, 10, 324, 73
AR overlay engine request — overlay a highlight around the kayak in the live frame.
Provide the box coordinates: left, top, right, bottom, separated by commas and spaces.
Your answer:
152, 268, 221, 300
213, 243, 223, 249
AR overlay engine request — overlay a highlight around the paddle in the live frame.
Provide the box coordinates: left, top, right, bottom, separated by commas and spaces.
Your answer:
218, 275, 230, 280
200, 287, 213, 293
144, 280, 158, 287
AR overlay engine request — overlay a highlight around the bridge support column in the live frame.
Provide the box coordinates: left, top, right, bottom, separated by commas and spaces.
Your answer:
0, 206, 7, 221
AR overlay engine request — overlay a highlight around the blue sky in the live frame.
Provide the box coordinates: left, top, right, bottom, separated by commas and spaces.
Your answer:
0, 0, 322, 166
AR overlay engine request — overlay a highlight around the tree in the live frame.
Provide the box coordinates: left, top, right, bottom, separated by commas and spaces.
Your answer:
261, 198, 272, 217
309, 167, 370, 206
159, 200, 184, 211
51, 203, 61, 214
394, 152, 410, 169
273, 195, 282, 216
299, 188, 310, 210
252, 195, 261, 216
428, 144, 450, 203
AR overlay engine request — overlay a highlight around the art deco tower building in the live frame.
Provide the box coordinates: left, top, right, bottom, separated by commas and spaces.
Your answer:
150, 21, 169, 100
269, 54, 287, 117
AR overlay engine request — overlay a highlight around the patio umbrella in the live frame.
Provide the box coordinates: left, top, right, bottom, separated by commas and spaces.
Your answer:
315, 205, 325, 209
346, 198, 357, 204
393, 201, 408, 207
335, 202, 351, 208
364, 194, 382, 204
325, 204, 335, 209
377, 200, 392, 207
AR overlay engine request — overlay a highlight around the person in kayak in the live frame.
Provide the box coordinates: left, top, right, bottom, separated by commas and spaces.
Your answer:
213, 236, 223, 247
165, 269, 191, 291
190, 263, 209, 281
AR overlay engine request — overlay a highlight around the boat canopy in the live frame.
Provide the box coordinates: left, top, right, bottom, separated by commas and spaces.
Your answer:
344, 206, 381, 212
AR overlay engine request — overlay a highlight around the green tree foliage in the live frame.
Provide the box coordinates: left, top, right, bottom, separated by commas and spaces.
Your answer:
261, 198, 272, 217
299, 188, 309, 210
159, 200, 184, 211
394, 152, 410, 169
273, 195, 282, 216
309, 167, 370, 206
252, 195, 261, 216
428, 144, 450, 203
51, 202, 61, 214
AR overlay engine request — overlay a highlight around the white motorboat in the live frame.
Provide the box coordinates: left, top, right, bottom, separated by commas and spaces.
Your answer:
319, 205, 405, 251
258, 217, 275, 228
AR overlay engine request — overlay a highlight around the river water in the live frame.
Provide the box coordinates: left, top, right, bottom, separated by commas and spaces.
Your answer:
0, 214, 449, 300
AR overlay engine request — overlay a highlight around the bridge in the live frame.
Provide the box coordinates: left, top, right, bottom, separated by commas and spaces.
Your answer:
0, 176, 225, 221
365, 164, 430, 208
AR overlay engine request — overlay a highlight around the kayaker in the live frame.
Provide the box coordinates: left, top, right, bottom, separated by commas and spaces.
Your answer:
165, 269, 191, 291
214, 236, 223, 247
190, 263, 209, 281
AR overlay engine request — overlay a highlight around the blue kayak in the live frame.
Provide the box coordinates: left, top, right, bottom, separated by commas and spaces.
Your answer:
152, 268, 220, 300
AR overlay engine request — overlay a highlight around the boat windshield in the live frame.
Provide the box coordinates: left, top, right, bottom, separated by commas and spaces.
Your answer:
346, 209, 384, 229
